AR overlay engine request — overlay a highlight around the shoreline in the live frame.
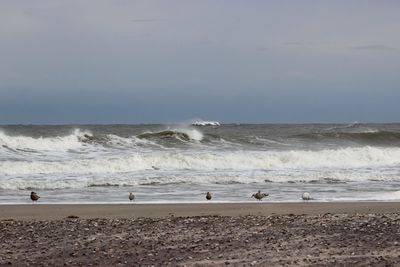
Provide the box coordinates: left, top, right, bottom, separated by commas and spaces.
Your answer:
1, 201, 400, 220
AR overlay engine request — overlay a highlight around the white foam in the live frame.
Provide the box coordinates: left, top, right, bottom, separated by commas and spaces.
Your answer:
178, 128, 204, 141
106, 134, 161, 149
191, 120, 220, 126
1, 146, 400, 176
0, 129, 89, 152
370, 191, 400, 201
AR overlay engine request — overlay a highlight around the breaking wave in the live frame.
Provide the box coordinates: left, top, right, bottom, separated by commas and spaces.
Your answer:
2, 124, 400, 202
1, 146, 400, 176
191, 120, 220, 126
0, 129, 89, 152
0, 129, 169, 156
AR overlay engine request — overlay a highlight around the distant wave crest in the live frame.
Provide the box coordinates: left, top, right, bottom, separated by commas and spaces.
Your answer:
191, 120, 220, 126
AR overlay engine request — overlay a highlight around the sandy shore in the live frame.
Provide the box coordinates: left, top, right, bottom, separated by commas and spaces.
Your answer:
1, 202, 400, 220
1, 202, 400, 266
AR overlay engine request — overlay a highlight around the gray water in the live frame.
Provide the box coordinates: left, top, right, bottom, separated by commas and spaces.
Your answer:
1, 122, 400, 203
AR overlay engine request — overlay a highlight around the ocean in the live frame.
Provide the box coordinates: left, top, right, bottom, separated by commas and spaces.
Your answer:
1, 122, 400, 203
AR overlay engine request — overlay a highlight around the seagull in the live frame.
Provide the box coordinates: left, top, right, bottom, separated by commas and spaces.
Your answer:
302, 192, 312, 201
252, 190, 268, 201
30, 192, 40, 204
129, 192, 135, 202
206, 192, 212, 200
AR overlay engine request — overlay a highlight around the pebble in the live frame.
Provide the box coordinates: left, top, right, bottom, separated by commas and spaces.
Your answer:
1, 214, 399, 266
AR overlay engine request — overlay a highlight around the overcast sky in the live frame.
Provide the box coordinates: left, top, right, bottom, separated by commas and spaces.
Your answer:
1, 0, 399, 124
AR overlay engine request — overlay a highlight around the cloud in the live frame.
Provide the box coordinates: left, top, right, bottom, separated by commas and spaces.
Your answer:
351, 45, 397, 51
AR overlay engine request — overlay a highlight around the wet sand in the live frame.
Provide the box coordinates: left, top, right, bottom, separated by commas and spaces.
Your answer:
1, 202, 400, 266
1, 202, 400, 220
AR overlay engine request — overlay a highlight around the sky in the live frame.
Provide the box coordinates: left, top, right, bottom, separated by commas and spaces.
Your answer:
0, 0, 399, 124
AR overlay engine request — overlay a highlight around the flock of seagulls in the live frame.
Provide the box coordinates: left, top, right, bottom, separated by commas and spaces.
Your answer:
29, 190, 313, 203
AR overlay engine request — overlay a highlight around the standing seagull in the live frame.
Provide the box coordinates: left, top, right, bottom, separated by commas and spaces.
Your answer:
252, 190, 268, 201
30, 192, 40, 204
129, 192, 135, 202
206, 192, 212, 200
302, 192, 312, 201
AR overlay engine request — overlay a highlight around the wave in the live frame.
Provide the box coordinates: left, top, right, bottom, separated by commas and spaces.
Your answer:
80, 133, 157, 148
293, 131, 400, 144
0, 129, 89, 152
191, 120, 220, 126
3, 126, 398, 156
325, 121, 359, 131
0, 129, 166, 156
137, 128, 203, 142
1, 146, 400, 176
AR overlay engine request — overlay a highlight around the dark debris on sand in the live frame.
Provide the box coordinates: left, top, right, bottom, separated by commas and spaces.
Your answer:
1, 213, 400, 266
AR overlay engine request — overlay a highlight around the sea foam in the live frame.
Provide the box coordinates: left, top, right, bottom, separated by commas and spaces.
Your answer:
1, 146, 400, 176
0, 129, 89, 152
191, 120, 220, 126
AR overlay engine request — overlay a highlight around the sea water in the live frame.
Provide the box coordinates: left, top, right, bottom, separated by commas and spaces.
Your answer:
1, 123, 400, 203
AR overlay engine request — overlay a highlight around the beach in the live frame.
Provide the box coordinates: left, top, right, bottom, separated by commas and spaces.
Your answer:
2, 0, 400, 264
1, 203, 400, 266
2, 124, 400, 266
